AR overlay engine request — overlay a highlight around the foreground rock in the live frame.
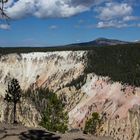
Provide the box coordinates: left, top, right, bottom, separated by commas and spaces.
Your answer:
0, 123, 113, 140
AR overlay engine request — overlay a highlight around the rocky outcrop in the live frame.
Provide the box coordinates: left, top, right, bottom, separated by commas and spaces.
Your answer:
0, 51, 140, 140
97, 105, 140, 140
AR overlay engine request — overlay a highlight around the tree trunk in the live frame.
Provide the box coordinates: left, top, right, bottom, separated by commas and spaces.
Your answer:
13, 102, 17, 124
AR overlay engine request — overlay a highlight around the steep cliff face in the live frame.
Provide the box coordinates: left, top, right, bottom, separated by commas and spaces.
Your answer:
0, 50, 140, 140
0, 51, 87, 89
69, 73, 140, 140
0, 51, 88, 126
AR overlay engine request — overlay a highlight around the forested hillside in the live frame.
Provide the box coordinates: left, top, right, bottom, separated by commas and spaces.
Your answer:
86, 43, 140, 86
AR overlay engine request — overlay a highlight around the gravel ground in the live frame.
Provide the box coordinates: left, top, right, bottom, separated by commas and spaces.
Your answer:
0, 123, 113, 140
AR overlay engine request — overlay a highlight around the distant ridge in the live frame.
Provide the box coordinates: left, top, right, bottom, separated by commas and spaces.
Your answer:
0, 38, 138, 54
0, 38, 134, 49
71, 38, 129, 47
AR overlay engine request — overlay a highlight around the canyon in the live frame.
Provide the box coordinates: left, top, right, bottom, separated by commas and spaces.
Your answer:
0, 44, 140, 140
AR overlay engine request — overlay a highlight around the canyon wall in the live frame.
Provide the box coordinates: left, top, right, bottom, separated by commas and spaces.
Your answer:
0, 50, 140, 140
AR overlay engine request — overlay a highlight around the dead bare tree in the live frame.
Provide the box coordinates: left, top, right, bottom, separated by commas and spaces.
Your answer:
0, 0, 10, 23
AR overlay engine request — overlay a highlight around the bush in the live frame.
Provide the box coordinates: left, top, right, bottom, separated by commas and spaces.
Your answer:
39, 89, 68, 133
84, 112, 100, 134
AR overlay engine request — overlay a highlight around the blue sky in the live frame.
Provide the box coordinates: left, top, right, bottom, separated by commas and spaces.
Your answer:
0, 0, 140, 47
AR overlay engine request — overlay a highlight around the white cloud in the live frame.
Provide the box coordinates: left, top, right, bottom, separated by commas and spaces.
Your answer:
6, 0, 35, 19
76, 39, 81, 42
48, 25, 58, 30
3, 0, 14, 8
97, 20, 132, 28
1, 0, 139, 29
123, 16, 139, 21
5, 0, 109, 19
96, 2, 133, 20
78, 19, 85, 24
0, 24, 10, 30
94, 2, 140, 29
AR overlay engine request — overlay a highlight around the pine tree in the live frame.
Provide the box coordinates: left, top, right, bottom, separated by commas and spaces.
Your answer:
40, 89, 68, 133
4, 78, 21, 124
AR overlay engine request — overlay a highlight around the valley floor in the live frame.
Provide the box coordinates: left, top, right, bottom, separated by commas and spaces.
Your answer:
0, 123, 113, 140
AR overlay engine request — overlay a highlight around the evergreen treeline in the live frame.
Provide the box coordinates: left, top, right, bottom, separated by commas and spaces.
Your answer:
0, 43, 138, 54
86, 43, 140, 86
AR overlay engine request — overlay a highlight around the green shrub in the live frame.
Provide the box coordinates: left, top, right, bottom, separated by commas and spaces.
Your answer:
24, 88, 68, 133
39, 89, 68, 133
84, 112, 100, 134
